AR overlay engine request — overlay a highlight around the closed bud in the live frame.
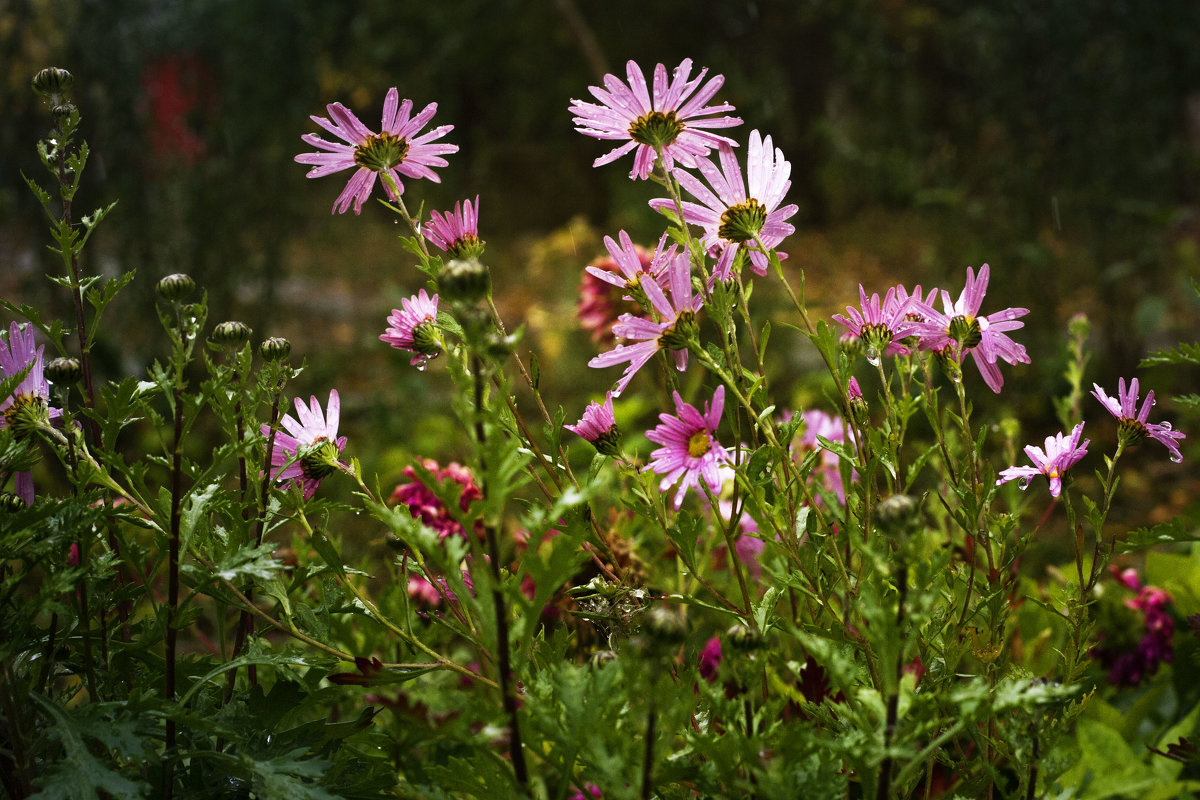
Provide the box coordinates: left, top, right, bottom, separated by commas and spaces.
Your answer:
32, 67, 73, 99
45, 357, 82, 385
876, 493, 920, 537
439, 257, 490, 305
589, 649, 618, 668
156, 273, 195, 301
259, 337, 292, 362
725, 623, 764, 653
0, 492, 25, 512
643, 605, 688, 644
1068, 313, 1091, 340
52, 103, 76, 119
210, 320, 253, 346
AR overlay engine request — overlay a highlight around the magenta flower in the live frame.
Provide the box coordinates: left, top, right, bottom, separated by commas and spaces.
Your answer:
262, 390, 347, 500
652, 131, 798, 280
570, 58, 742, 180
919, 265, 1030, 393
425, 196, 482, 258
644, 386, 734, 510
996, 422, 1089, 498
1091, 377, 1185, 463
380, 289, 442, 370
390, 459, 483, 541
698, 636, 723, 682
295, 88, 457, 214
1, 322, 62, 505
587, 252, 702, 397
565, 392, 621, 457
832, 286, 929, 361
847, 376, 863, 403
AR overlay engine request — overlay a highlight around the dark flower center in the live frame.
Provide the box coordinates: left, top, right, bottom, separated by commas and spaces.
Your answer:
659, 310, 698, 351
1117, 416, 1149, 446
448, 235, 483, 260
628, 111, 684, 148
718, 198, 767, 243
949, 315, 983, 349
4, 393, 48, 437
687, 429, 711, 458
859, 322, 895, 354
353, 132, 409, 172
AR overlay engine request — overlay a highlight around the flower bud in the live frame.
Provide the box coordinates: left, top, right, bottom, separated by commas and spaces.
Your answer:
52, 103, 76, 119
1068, 313, 1091, 340
0, 492, 25, 512
45, 357, 82, 385
156, 273, 195, 301
210, 320, 253, 346
259, 337, 292, 362
439, 258, 491, 305
32, 67, 73, 99
875, 493, 920, 537
643, 605, 688, 645
589, 649, 618, 668
725, 623, 764, 653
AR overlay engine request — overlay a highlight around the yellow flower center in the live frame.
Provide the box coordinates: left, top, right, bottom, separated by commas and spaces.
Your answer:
687, 430, 711, 458
717, 198, 767, 243
628, 111, 684, 148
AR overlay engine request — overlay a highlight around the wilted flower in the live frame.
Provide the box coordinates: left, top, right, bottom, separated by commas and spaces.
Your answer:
296, 88, 457, 214
261, 390, 347, 500
1091, 377, 1185, 463
380, 289, 442, 370
652, 131, 797, 280
391, 459, 483, 540
644, 386, 733, 510
1093, 567, 1175, 687
996, 422, 1089, 498
425, 196, 483, 259
918, 265, 1030, 393
565, 392, 621, 457
588, 252, 702, 397
570, 58, 741, 180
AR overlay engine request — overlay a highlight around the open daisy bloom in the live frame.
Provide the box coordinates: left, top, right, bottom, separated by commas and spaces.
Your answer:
570, 58, 742, 180
1, 322, 62, 505
645, 386, 733, 510
295, 88, 457, 214
1091, 377, 1185, 463
652, 130, 797, 281
381, 289, 442, 370
996, 422, 1089, 498
833, 285, 930, 362
587, 251, 702, 396
919, 264, 1030, 393
262, 390, 347, 500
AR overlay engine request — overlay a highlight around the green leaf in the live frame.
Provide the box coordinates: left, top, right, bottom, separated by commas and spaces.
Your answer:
1119, 517, 1200, 553
27, 694, 149, 800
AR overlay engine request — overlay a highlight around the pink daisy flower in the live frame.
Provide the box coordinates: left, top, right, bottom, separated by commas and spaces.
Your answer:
1091, 377, 1185, 463
651, 130, 798, 280
833, 286, 930, 362
380, 289, 442, 370
1, 322, 62, 505
587, 252, 702, 397
390, 459, 483, 541
585, 231, 674, 296
262, 390, 347, 500
570, 58, 742, 181
791, 408, 856, 504
918, 264, 1030, 393
295, 88, 457, 215
644, 386, 734, 510
996, 422, 1089, 498
565, 392, 621, 457
425, 196, 482, 258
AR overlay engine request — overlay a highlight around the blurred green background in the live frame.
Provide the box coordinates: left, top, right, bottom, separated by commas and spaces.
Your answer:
3, 0, 1199, 493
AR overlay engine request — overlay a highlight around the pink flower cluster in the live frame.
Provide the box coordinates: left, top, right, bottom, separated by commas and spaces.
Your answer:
1093, 567, 1175, 687
390, 458, 483, 540
833, 265, 1030, 393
